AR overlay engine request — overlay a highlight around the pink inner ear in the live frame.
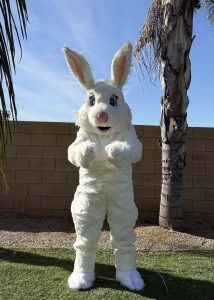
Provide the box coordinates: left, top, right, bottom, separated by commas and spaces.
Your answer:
117, 54, 126, 85
72, 57, 86, 84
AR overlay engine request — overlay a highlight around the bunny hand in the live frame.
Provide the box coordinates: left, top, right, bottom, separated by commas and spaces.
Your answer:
105, 141, 130, 167
79, 141, 96, 168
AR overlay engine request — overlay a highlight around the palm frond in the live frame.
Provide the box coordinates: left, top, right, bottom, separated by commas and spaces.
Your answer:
134, 0, 163, 80
134, 0, 201, 80
202, 0, 214, 22
0, 0, 28, 191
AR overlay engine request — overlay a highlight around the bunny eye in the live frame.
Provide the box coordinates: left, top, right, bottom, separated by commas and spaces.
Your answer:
109, 95, 118, 107
89, 95, 95, 106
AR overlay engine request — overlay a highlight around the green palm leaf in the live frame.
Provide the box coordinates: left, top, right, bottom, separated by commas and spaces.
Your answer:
0, 0, 28, 191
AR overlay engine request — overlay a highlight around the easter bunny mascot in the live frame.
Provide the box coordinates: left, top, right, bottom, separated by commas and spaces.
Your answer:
63, 43, 145, 291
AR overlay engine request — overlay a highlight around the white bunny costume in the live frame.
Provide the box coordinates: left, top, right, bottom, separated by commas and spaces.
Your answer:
63, 43, 145, 291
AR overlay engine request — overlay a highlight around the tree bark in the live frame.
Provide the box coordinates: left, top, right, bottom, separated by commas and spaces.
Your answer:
159, 0, 194, 229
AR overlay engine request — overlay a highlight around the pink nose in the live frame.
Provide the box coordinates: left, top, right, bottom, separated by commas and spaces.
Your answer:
96, 112, 108, 123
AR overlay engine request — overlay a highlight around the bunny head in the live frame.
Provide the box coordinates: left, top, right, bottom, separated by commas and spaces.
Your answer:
63, 43, 133, 136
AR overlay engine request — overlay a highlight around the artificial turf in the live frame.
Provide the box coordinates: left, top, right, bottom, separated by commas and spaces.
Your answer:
0, 248, 213, 300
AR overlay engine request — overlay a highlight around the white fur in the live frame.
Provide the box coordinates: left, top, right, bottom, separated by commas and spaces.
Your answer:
62, 47, 94, 89
116, 269, 145, 291
63, 42, 144, 291
68, 272, 96, 290
111, 43, 132, 87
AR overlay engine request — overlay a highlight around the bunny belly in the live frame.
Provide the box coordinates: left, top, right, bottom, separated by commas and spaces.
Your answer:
79, 165, 132, 190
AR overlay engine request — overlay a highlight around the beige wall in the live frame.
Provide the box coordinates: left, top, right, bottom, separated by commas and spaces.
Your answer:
0, 121, 214, 224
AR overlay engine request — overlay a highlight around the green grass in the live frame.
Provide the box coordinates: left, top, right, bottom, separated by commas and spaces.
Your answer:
0, 248, 213, 300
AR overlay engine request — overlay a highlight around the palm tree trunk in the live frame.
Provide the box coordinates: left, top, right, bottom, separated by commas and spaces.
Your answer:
159, 0, 195, 229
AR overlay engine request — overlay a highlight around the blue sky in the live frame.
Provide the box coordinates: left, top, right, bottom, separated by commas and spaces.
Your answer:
12, 0, 214, 127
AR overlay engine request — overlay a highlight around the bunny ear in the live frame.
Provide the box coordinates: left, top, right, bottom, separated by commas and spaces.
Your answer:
62, 47, 94, 89
111, 42, 132, 88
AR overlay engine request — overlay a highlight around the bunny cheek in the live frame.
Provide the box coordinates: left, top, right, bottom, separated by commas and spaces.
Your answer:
76, 104, 95, 133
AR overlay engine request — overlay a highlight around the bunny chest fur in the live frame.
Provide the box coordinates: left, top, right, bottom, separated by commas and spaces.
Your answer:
78, 129, 133, 192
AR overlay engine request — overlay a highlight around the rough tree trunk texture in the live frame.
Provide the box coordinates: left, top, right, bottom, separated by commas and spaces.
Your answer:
159, 0, 194, 229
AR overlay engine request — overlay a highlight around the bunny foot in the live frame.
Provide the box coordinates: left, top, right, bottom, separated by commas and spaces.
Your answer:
116, 269, 145, 291
68, 272, 96, 290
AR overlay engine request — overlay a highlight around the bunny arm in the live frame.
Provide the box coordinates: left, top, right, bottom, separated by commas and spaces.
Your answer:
105, 127, 142, 166
68, 129, 96, 168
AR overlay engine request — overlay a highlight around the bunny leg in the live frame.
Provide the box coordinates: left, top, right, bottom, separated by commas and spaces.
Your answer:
68, 189, 105, 290
107, 189, 145, 291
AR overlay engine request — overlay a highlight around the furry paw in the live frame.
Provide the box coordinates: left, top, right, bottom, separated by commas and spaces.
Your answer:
105, 142, 128, 166
80, 142, 96, 167
116, 269, 145, 291
105, 141, 124, 158
81, 141, 96, 158
68, 272, 96, 290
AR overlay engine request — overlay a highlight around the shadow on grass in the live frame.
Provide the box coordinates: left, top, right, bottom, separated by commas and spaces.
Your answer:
0, 248, 213, 300
0, 214, 75, 233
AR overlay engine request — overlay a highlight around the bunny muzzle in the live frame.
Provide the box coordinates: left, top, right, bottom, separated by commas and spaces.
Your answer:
96, 112, 108, 123
96, 111, 111, 132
